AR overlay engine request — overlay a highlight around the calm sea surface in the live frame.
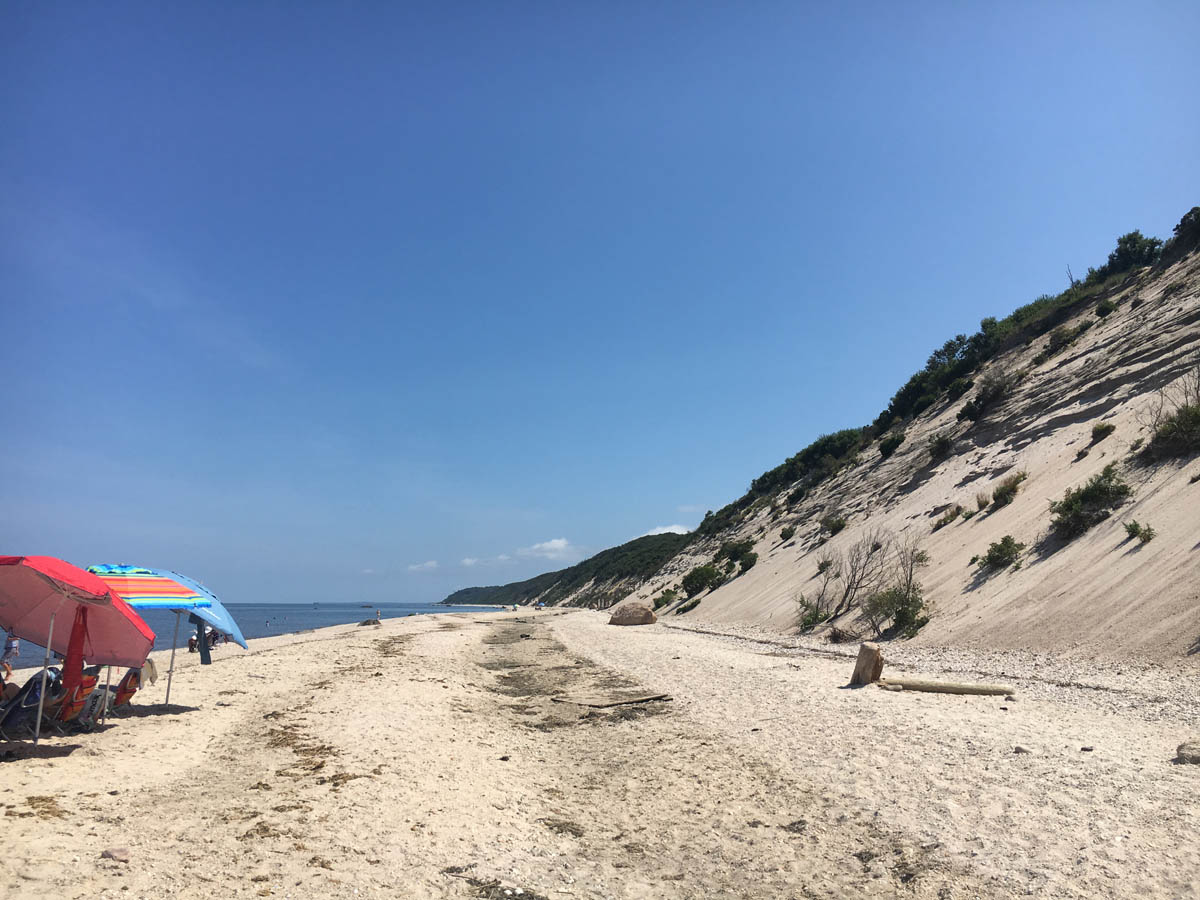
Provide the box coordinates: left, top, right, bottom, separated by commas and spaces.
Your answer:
7, 601, 499, 670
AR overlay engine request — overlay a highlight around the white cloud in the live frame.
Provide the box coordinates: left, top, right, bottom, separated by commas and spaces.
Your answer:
643, 525, 691, 536
407, 560, 439, 572
518, 537, 578, 561
361, 568, 378, 575
458, 554, 518, 567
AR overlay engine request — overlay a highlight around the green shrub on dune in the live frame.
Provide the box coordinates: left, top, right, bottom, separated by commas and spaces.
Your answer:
1049, 464, 1133, 539
928, 433, 954, 461
681, 564, 720, 597
820, 514, 848, 535
991, 471, 1027, 507
932, 505, 962, 532
980, 535, 1025, 570
1142, 362, 1200, 458
653, 589, 679, 610
879, 432, 906, 459
1123, 520, 1157, 544
958, 370, 1019, 423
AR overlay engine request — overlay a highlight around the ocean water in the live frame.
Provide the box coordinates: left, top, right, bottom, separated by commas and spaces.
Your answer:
6, 601, 499, 671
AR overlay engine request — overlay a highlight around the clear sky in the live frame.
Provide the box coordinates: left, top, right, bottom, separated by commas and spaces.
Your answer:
2, 2, 1197, 605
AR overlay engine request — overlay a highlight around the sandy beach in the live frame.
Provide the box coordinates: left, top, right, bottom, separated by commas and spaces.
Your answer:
3, 610, 1198, 899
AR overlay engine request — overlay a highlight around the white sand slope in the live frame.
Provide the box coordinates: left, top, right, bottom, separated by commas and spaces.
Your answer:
624, 251, 1200, 661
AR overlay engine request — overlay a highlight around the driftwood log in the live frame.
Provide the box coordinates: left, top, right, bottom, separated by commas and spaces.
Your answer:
849, 642, 885, 685
876, 676, 1015, 696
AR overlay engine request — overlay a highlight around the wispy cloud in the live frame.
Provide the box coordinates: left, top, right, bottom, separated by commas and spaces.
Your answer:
643, 525, 690, 536
407, 560, 439, 572
517, 537, 579, 561
456, 544, 569, 570
361, 568, 379, 575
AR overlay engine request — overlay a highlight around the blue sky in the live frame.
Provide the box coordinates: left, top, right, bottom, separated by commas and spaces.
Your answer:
2, 2, 1197, 605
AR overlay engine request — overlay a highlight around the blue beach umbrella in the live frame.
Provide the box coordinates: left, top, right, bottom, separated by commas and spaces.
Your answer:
87, 565, 247, 649
165, 570, 248, 650
88, 565, 249, 706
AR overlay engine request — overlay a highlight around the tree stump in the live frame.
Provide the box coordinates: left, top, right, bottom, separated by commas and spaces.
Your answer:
850, 642, 884, 685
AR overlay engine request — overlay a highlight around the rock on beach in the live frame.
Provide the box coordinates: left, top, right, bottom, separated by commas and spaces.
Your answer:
608, 603, 657, 626
1176, 739, 1200, 764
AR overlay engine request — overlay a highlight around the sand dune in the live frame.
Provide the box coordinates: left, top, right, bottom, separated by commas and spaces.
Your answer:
627, 251, 1200, 661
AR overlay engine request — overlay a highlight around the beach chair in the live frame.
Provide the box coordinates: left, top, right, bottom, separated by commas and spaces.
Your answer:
0, 670, 59, 740
75, 685, 110, 730
74, 666, 146, 728
105, 667, 144, 716
42, 671, 99, 734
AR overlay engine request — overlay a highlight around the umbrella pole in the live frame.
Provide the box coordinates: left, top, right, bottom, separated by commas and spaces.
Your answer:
99, 665, 113, 725
164, 611, 180, 707
33, 609, 58, 745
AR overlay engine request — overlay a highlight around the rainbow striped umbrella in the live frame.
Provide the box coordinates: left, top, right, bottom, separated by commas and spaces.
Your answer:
86, 566, 214, 610
87, 566, 247, 649
88, 565, 248, 706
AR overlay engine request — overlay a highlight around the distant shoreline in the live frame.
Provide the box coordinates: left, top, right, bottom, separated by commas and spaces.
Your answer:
5, 601, 508, 674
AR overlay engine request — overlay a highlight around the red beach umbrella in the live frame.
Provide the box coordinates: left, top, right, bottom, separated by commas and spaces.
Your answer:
0, 556, 154, 743
0, 556, 154, 667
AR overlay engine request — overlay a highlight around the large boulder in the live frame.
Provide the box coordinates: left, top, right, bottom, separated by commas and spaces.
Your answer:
1177, 739, 1200, 764
608, 603, 657, 626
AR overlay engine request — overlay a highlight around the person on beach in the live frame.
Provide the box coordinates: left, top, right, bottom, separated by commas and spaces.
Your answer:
1, 631, 18, 679
0, 654, 19, 702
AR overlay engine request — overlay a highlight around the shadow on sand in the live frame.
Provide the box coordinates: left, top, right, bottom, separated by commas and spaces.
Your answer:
1029, 530, 1070, 563
0, 741, 84, 761
122, 703, 202, 718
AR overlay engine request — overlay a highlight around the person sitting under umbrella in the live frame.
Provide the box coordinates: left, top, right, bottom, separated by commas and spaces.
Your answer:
0, 670, 19, 703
